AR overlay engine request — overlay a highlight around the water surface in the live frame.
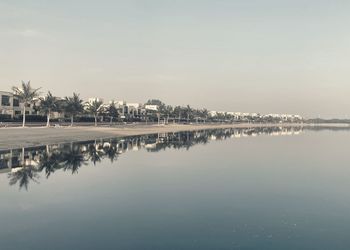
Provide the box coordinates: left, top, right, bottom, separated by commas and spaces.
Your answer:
0, 126, 349, 249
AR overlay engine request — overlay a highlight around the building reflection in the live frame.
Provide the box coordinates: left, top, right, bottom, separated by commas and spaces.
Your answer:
0, 126, 303, 190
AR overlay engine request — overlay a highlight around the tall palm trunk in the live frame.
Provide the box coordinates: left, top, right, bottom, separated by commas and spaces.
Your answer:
46, 111, 50, 127
94, 115, 97, 126
22, 105, 26, 127
70, 115, 74, 126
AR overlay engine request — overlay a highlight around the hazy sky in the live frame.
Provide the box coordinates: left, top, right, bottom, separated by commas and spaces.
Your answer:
1, 0, 350, 118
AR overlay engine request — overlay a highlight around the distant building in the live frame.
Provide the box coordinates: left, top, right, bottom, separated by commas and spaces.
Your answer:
126, 103, 143, 118
208, 111, 217, 117
0, 91, 36, 118
115, 100, 127, 117
208, 109, 302, 122
88, 97, 104, 104
144, 104, 159, 111
104, 100, 146, 119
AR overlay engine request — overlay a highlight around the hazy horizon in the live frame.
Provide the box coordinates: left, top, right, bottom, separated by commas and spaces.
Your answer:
1, 0, 350, 118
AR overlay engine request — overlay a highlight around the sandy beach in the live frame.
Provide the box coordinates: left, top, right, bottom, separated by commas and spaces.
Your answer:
0, 123, 309, 150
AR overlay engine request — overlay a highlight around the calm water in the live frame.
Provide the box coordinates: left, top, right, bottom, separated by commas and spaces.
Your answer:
1, 126, 350, 250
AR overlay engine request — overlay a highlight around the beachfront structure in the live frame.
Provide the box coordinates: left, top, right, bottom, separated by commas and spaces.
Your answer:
1, 88, 303, 123
208, 111, 217, 117
126, 103, 144, 118
112, 101, 143, 119
262, 114, 303, 122
144, 104, 159, 111
208, 110, 303, 122
101, 100, 145, 119
88, 97, 104, 104
115, 101, 127, 118
0, 91, 36, 118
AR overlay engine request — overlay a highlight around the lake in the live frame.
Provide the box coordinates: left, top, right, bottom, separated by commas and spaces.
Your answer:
0, 126, 350, 250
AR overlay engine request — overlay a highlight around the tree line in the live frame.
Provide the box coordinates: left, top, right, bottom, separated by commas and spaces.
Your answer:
10, 81, 302, 127
9, 81, 210, 127
12, 81, 135, 127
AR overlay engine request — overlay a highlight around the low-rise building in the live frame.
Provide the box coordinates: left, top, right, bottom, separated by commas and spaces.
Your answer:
144, 104, 159, 111
208, 111, 217, 117
0, 91, 36, 118
126, 103, 143, 118
112, 100, 126, 118
88, 97, 104, 104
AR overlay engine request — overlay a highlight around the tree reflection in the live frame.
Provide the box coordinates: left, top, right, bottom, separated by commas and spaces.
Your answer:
103, 143, 119, 163
61, 145, 87, 174
8, 165, 39, 191
1, 126, 304, 190
38, 151, 62, 178
87, 143, 104, 165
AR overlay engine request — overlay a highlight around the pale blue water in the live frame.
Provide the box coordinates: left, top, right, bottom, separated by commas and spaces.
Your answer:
0, 127, 350, 249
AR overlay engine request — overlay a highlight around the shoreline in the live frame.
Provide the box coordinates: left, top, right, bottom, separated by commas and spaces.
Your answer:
0, 123, 347, 150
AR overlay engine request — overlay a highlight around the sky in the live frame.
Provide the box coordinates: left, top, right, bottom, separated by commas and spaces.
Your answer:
1, 0, 350, 118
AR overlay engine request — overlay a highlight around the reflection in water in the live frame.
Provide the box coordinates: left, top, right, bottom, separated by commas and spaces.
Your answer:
9, 165, 39, 190
0, 126, 303, 190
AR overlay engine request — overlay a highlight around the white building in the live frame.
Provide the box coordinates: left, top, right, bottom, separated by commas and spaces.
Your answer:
0, 91, 36, 118
105, 100, 146, 119
126, 103, 144, 118
144, 104, 159, 111
208, 111, 217, 117
88, 97, 104, 104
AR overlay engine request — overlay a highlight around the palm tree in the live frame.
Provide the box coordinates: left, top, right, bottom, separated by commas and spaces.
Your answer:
64, 93, 84, 126
202, 108, 209, 123
106, 101, 119, 125
85, 100, 103, 126
12, 81, 41, 127
164, 105, 173, 124
216, 112, 225, 123
39, 91, 59, 127
186, 105, 192, 123
173, 106, 182, 123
